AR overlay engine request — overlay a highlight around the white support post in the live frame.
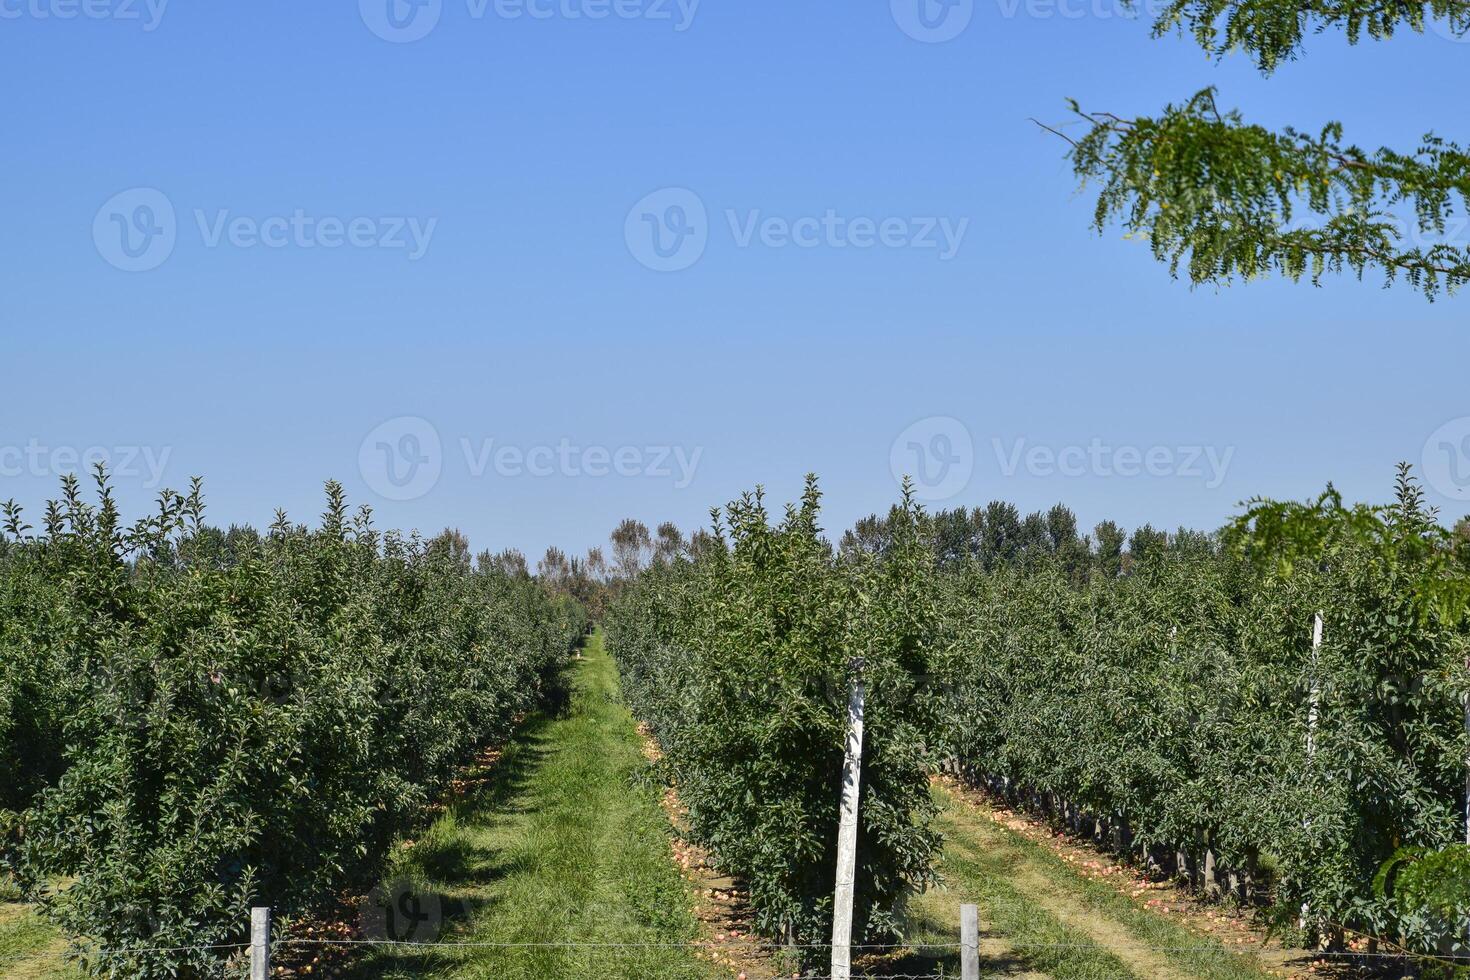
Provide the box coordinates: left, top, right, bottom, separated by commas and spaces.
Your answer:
250, 907, 271, 980
1306, 612, 1323, 758
960, 903, 980, 980
830, 660, 866, 980
1300, 612, 1323, 938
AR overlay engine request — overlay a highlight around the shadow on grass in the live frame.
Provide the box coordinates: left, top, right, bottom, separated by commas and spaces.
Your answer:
877, 928, 1041, 978
337, 714, 560, 979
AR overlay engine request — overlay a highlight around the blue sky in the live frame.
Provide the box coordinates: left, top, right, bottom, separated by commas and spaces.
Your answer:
2, 0, 1467, 559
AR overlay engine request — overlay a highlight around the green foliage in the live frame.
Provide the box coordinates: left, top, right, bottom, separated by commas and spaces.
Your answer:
0, 468, 585, 978
1376, 845, 1470, 949
1041, 0, 1470, 299
1063, 89, 1470, 298
845, 500, 1096, 583
1228, 462, 1470, 626
934, 469, 1470, 957
605, 477, 944, 961
1147, 0, 1470, 71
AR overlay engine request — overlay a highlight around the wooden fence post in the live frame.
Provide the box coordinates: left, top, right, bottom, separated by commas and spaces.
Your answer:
960, 903, 979, 980
830, 659, 866, 980
250, 906, 271, 980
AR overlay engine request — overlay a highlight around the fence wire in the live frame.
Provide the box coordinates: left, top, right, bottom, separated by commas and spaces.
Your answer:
72, 923, 1470, 972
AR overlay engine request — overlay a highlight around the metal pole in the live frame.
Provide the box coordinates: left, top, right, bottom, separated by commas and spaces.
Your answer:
250, 907, 271, 980
960, 903, 980, 980
830, 661, 866, 980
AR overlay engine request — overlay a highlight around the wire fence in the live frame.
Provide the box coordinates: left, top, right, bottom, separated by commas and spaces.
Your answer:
41, 868, 1470, 980
84, 917, 1470, 977
276, 939, 964, 950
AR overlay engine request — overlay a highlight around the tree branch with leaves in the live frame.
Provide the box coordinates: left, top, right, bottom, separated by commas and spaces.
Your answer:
1044, 0, 1470, 298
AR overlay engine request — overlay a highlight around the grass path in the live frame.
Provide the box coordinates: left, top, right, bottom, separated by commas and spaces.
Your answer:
345, 630, 717, 980
894, 784, 1288, 980
0, 901, 79, 980
0, 640, 1303, 980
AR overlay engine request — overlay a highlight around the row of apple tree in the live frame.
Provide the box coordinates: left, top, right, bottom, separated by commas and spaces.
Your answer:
0, 470, 586, 978
935, 538, 1465, 949
604, 478, 946, 964
608, 468, 1470, 959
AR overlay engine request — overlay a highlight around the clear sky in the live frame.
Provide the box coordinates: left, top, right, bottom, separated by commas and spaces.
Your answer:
2, 1, 1467, 560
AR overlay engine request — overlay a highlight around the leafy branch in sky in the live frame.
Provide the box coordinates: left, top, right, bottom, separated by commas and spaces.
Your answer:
1149, 0, 1470, 71
1044, 0, 1470, 298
